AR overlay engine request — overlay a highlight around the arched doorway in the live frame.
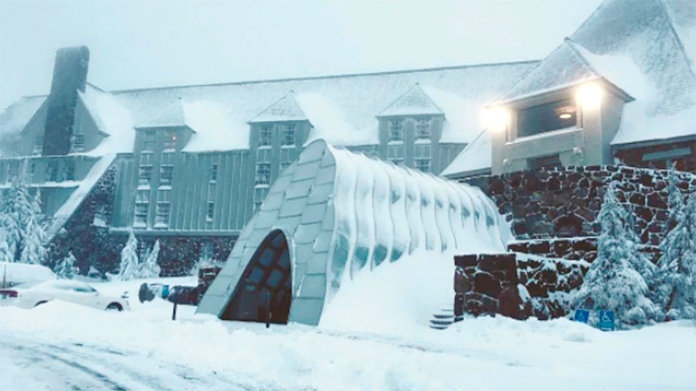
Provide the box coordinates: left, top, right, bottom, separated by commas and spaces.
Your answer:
221, 230, 292, 324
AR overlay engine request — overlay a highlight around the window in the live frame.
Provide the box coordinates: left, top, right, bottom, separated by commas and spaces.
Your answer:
143, 131, 156, 151
33, 136, 43, 155
160, 165, 174, 186
414, 144, 431, 172
517, 98, 577, 138
63, 161, 75, 181
389, 120, 404, 142
139, 153, 153, 186
155, 189, 171, 227
207, 202, 215, 222
416, 118, 431, 140
387, 145, 404, 166
254, 201, 263, 211
45, 162, 58, 182
139, 166, 153, 186
210, 164, 218, 182
134, 190, 149, 227
259, 125, 272, 147
164, 131, 177, 150
415, 159, 431, 172
255, 163, 271, 186
282, 124, 296, 146
253, 187, 268, 211
72, 134, 85, 152
29, 162, 36, 181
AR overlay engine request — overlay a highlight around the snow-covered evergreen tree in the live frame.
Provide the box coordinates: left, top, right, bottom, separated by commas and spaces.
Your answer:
139, 240, 161, 278
665, 166, 684, 231
114, 230, 139, 281
657, 193, 696, 320
0, 229, 13, 263
0, 165, 32, 261
55, 252, 78, 279
19, 215, 48, 264
624, 204, 656, 285
575, 183, 656, 325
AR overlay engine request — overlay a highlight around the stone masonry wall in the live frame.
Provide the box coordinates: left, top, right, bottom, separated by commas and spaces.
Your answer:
455, 253, 588, 320
463, 165, 696, 261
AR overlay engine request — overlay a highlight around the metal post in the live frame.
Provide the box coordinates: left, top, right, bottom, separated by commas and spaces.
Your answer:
265, 292, 271, 329
172, 302, 177, 321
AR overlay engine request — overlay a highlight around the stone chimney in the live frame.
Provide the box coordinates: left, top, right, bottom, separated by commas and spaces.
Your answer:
42, 46, 90, 156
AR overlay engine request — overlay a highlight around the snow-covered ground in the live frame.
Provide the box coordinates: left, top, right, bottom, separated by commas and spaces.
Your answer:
1, 278, 694, 391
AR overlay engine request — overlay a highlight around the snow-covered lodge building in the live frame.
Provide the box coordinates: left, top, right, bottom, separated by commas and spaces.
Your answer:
0, 0, 693, 274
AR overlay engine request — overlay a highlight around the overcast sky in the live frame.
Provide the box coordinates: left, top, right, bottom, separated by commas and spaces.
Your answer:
0, 0, 603, 111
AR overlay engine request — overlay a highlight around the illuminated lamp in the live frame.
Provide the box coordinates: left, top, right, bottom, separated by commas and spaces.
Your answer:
576, 83, 603, 110
484, 107, 510, 132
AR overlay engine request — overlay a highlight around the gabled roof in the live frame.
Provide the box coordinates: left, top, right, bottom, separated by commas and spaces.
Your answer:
498, 42, 602, 104
78, 85, 135, 156
248, 92, 307, 123
441, 129, 492, 178
377, 83, 443, 117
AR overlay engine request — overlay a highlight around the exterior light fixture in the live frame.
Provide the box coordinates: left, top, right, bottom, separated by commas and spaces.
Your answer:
559, 113, 572, 119
484, 107, 510, 132
576, 83, 603, 110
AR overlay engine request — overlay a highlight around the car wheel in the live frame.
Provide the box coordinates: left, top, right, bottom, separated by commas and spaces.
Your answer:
34, 301, 48, 307
106, 303, 123, 312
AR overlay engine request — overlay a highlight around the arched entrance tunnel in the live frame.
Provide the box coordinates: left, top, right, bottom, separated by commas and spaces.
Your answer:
221, 230, 292, 324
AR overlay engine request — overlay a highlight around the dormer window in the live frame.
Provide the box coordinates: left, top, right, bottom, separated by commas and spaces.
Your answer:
389, 120, 404, 142
143, 131, 156, 151
33, 136, 43, 155
415, 118, 431, 140
164, 131, 177, 150
72, 134, 85, 152
517, 98, 577, 138
282, 124, 296, 146
259, 125, 273, 147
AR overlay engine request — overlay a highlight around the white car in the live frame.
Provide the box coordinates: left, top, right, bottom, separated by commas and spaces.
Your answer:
0, 280, 130, 311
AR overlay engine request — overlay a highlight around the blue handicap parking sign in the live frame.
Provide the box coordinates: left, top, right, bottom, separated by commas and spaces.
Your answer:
598, 310, 615, 331
574, 309, 590, 323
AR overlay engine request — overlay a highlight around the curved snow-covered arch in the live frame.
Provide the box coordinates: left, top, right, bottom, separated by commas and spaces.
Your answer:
198, 139, 510, 325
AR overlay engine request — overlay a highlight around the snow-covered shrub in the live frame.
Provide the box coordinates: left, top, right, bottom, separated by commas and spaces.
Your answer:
55, 252, 79, 279
139, 240, 161, 278
0, 229, 13, 263
657, 193, 696, 320
0, 173, 47, 264
114, 230, 139, 281
574, 182, 656, 325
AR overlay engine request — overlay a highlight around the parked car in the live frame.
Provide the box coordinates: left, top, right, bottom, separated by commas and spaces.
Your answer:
0, 280, 130, 311
0, 261, 56, 288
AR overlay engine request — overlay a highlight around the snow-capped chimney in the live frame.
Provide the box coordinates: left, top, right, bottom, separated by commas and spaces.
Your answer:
42, 46, 90, 156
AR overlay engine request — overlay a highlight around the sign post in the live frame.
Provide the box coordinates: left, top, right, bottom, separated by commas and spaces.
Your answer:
598, 310, 615, 331
574, 309, 590, 324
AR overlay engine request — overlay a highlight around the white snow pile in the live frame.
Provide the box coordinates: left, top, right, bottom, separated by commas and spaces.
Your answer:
298, 92, 378, 146
182, 100, 249, 152
1, 287, 694, 391
79, 85, 135, 156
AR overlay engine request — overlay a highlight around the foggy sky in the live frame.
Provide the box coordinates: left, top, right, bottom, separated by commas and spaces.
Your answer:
0, 0, 603, 111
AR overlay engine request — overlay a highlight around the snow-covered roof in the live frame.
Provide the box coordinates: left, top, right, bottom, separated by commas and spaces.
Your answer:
108, 62, 536, 151
378, 83, 443, 117
0, 96, 46, 157
497, 0, 696, 147
441, 130, 492, 177
78, 85, 136, 156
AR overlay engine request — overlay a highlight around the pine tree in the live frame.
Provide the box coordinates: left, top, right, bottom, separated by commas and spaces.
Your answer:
665, 166, 684, 231
0, 161, 34, 261
657, 193, 696, 320
575, 183, 656, 325
0, 229, 13, 263
19, 215, 48, 264
139, 240, 161, 278
624, 204, 656, 285
55, 252, 78, 279
115, 230, 139, 281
